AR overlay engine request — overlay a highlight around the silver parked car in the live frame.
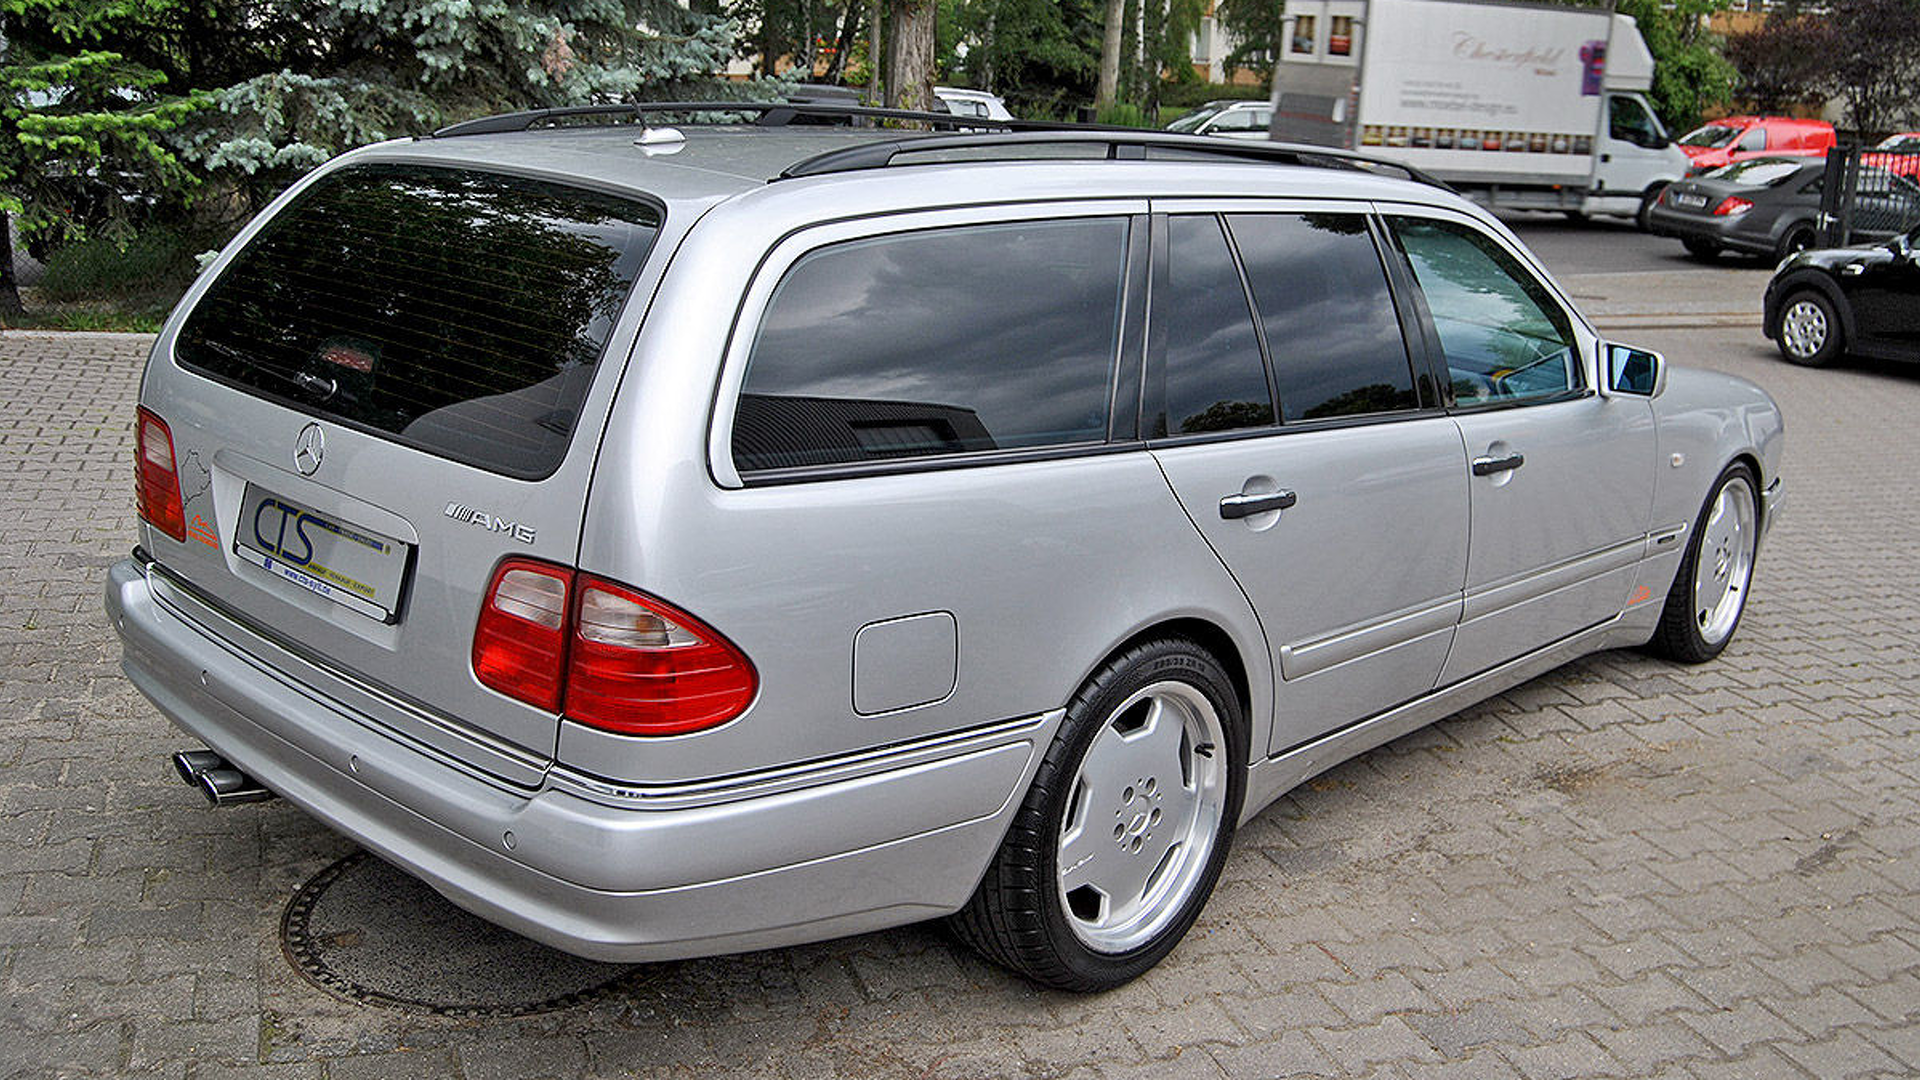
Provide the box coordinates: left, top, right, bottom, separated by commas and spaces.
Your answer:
107, 105, 1783, 992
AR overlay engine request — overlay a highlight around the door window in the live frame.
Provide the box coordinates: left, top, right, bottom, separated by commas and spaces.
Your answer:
732, 218, 1128, 473
1607, 96, 1663, 149
1736, 127, 1767, 153
1388, 217, 1579, 407
1152, 216, 1273, 436
1230, 213, 1420, 420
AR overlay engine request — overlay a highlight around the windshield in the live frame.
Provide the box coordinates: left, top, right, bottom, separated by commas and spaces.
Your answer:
1709, 159, 1806, 187
1680, 124, 1741, 149
1167, 105, 1227, 133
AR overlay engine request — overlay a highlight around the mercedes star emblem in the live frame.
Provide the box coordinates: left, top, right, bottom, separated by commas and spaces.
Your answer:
293, 423, 325, 476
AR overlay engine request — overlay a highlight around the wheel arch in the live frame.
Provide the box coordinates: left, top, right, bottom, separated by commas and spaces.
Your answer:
1767, 270, 1856, 343
1074, 616, 1262, 756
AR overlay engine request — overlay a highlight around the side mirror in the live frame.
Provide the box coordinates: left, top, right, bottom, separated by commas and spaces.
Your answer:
1605, 343, 1666, 397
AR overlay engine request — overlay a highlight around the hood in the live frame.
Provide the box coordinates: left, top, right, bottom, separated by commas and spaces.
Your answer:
1777, 240, 1901, 275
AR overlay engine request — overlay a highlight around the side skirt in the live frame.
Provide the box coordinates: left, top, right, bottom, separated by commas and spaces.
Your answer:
1240, 614, 1636, 824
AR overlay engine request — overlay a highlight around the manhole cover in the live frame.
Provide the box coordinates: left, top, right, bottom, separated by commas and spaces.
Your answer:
282, 850, 635, 1016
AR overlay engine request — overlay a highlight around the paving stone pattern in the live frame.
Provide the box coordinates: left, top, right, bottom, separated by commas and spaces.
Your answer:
1, 306, 1915, 1080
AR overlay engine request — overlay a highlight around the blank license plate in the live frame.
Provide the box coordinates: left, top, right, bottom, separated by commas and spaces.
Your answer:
233, 485, 411, 622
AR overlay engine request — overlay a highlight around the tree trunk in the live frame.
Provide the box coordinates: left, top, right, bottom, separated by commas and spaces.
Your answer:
886, 0, 936, 112
0, 211, 24, 321
1097, 0, 1126, 108
869, 0, 885, 102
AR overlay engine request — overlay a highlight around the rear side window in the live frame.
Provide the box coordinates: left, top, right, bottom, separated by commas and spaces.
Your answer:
732, 218, 1127, 474
175, 164, 661, 478
1152, 215, 1272, 436
1229, 213, 1419, 421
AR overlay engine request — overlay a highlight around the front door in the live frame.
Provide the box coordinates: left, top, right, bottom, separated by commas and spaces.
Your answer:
1145, 207, 1469, 755
1383, 212, 1657, 683
1849, 236, 1920, 358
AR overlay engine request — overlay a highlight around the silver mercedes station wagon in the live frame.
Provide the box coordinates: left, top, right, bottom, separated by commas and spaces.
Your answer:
106, 105, 1784, 991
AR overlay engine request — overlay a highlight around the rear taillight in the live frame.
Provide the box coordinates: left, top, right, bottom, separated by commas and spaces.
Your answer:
1713, 196, 1754, 216
473, 560, 757, 736
135, 407, 186, 542
566, 577, 758, 736
473, 560, 573, 712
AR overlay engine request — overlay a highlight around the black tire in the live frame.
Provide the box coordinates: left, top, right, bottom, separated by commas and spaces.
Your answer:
1772, 288, 1843, 367
1636, 187, 1664, 232
1561, 209, 1589, 223
1682, 237, 1720, 260
947, 638, 1246, 992
1646, 463, 1761, 664
1774, 223, 1816, 262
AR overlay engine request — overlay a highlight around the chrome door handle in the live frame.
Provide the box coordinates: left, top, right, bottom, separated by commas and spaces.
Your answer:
1219, 490, 1297, 519
1471, 452, 1525, 476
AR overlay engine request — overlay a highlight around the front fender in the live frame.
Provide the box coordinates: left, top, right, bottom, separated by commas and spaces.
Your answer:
1651, 366, 1785, 540
1764, 269, 1855, 343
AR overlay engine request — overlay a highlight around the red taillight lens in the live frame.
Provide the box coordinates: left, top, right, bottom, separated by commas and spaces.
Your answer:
566, 576, 757, 736
1713, 196, 1754, 216
473, 560, 573, 712
472, 561, 757, 735
135, 407, 186, 542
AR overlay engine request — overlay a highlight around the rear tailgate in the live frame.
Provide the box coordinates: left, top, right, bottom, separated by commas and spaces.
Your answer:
136, 161, 663, 778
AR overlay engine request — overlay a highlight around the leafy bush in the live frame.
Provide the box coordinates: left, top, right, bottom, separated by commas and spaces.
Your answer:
1096, 102, 1153, 128
1157, 80, 1268, 109
37, 228, 201, 303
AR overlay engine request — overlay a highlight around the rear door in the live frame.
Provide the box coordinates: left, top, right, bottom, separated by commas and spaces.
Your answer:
1381, 210, 1656, 683
1145, 203, 1470, 754
138, 161, 666, 775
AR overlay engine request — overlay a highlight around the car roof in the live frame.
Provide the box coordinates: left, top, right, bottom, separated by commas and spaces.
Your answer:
330, 123, 1455, 214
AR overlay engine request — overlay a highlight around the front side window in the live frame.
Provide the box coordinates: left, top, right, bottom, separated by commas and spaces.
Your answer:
1231, 213, 1420, 421
1608, 96, 1662, 149
1736, 127, 1767, 153
732, 218, 1127, 473
1388, 217, 1578, 407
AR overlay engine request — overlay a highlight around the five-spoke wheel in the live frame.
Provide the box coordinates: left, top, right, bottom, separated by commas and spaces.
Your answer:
949, 638, 1244, 991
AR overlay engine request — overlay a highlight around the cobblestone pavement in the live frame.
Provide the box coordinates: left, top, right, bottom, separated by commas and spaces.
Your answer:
2, 278, 1916, 1080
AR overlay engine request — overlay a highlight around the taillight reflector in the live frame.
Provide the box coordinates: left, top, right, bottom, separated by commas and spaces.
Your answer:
472, 560, 757, 736
135, 407, 187, 542
1713, 196, 1754, 216
473, 560, 573, 712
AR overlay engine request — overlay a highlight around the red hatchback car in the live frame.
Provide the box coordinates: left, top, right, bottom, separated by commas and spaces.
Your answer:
1678, 116, 1836, 174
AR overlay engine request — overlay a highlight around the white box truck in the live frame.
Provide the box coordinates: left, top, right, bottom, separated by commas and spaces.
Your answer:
1267, 0, 1692, 224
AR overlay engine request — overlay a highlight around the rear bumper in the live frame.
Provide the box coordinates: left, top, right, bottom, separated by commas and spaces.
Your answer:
106, 556, 1053, 962
1645, 205, 1769, 254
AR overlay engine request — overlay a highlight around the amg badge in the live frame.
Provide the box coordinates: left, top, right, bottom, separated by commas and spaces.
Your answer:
445, 502, 537, 544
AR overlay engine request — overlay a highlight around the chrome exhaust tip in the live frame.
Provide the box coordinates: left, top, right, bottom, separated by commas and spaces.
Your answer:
198, 767, 275, 807
172, 749, 226, 786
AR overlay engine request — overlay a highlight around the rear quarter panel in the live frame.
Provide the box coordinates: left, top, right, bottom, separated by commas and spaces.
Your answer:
570, 197, 1273, 785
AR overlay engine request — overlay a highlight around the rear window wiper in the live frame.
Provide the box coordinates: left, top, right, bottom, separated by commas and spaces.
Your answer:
200, 340, 338, 402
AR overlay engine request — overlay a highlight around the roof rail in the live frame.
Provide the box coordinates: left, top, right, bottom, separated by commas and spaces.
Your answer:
430, 100, 1053, 139
428, 101, 1451, 192
777, 130, 1453, 190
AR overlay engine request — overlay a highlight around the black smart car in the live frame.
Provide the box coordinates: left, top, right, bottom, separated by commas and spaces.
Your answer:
1764, 226, 1920, 366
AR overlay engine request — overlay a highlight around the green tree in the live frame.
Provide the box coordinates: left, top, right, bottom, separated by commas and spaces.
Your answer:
1214, 0, 1285, 82
0, 0, 203, 314
165, 1, 742, 219
947, 0, 1100, 117
1614, 0, 1737, 130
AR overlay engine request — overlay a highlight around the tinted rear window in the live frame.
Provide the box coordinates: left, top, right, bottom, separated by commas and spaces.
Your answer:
731, 218, 1128, 474
175, 164, 661, 478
